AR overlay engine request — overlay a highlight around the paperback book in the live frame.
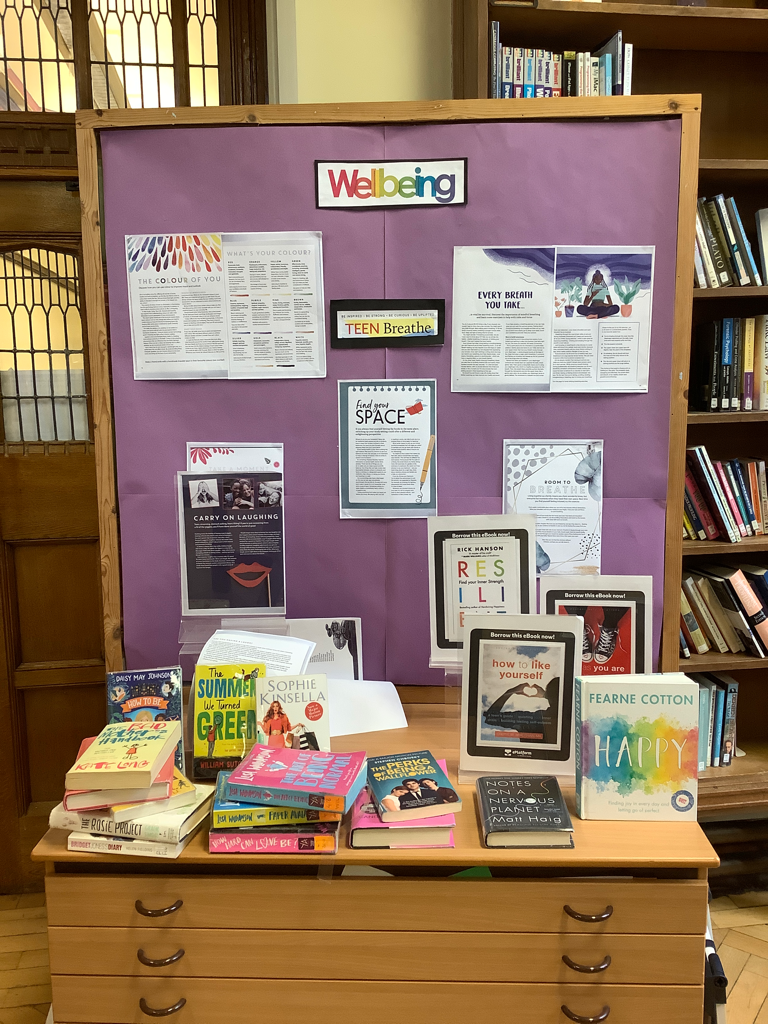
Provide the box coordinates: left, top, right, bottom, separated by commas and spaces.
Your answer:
107, 666, 183, 769
67, 829, 199, 859
209, 822, 339, 854
63, 739, 176, 811
256, 673, 330, 752
459, 613, 581, 782
211, 771, 341, 828
576, 673, 698, 820
225, 745, 367, 813
349, 784, 455, 849
192, 661, 266, 778
475, 774, 574, 848
367, 750, 461, 822
65, 721, 181, 791
427, 514, 536, 668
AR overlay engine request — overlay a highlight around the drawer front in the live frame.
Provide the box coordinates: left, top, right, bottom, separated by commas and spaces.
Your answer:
51, 977, 704, 1024
45, 875, 707, 934
48, 927, 704, 984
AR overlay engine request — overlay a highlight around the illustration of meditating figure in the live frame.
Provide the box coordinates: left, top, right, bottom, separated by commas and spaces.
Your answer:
577, 271, 620, 319
564, 605, 630, 665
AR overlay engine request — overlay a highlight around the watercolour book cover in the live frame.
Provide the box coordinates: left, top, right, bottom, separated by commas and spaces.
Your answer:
539, 575, 653, 676
459, 613, 582, 783
107, 666, 183, 769
256, 673, 330, 752
64, 721, 181, 791
427, 514, 536, 668
211, 772, 341, 829
225, 745, 367, 813
576, 673, 698, 821
367, 750, 461, 822
475, 774, 573, 848
209, 822, 339, 854
193, 662, 266, 779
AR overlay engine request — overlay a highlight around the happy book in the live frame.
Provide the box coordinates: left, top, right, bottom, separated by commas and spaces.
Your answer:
576, 673, 698, 820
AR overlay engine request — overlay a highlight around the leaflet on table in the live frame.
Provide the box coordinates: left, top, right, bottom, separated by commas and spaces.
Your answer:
427, 514, 537, 668
459, 613, 582, 782
503, 440, 603, 576
451, 245, 654, 393
198, 630, 315, 675
539, 575, 653, 675
338, 379, 437, 519
126, 231, 325, 380
223, 617, 364, 681
178, 473, 285, 616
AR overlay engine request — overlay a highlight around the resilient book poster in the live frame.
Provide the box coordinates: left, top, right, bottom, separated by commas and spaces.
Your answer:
459, 613, 583, 780
540, 575, 653, 676
427, 514, 537, 668
338, 379, 437, 518
504, 440, 603, 575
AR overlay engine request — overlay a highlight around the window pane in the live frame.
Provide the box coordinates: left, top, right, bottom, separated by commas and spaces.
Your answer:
0, 0, 76, 112
187, 0, 217, 106
89, 0, 174, 108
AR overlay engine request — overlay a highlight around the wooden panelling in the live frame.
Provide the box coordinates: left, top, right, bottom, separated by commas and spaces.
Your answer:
49, 976, 705, 1024
24, 684, 106, 802
0, 453, 97, 539
48, 927, 704, 984
0, 182, 81, 234
44, 875, 708, 934
0, 115, 78, 171
13, 541, 102, 664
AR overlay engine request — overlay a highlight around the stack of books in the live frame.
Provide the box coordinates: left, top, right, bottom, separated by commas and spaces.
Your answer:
489, 32, 632, 98
209, 745, 367, 854
351, 752, 459, 849
684, 446, 767, 543
689, 673, 740, 770
694, 196, 762, 290
689, 318, 768, 413
680, 564, 768, 660
53, 721, 214, 858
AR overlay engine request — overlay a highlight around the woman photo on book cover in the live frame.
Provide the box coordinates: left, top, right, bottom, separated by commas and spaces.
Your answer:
381, 785, 408, 814
261, 699, 305, 749
190, 478, 219, 508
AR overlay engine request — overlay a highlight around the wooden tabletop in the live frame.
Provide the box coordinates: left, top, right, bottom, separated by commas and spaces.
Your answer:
32, 705, 719, 870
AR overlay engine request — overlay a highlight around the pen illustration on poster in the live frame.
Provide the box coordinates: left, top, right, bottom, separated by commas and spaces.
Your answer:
338, 379, 437, 518
504, 440, 603, 575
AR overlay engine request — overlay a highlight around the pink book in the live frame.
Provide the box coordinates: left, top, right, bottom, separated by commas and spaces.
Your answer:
727, 569, 768, 648
209, 824, 338, 854
226, 745, 367, 813
350, 784, 455, 850
63, 738, 174, 811
714, 461, 747, 537
684, 468, 719, 540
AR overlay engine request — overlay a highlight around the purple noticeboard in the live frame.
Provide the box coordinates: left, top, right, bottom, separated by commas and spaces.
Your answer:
100, 117, 681, 683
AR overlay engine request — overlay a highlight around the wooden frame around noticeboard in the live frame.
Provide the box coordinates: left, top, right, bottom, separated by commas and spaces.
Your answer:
75, 95, 701, 678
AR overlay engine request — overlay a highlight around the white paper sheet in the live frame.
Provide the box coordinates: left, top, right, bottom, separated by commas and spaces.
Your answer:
198, 630, 314, 675
328, 678, 408, 737
287, 618, 363, 680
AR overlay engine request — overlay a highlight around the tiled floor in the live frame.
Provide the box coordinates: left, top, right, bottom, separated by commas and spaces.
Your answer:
711, 891, 768, 1023
0, 894, 50, 1024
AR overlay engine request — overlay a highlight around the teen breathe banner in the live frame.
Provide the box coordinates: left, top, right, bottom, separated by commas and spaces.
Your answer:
316, 159, 467, 209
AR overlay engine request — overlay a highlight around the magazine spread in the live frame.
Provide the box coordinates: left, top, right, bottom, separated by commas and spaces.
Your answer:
459, 613, 582, 781
427, 514, 536, 668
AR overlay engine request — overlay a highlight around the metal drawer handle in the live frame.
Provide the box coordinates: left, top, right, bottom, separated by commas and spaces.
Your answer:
561, 1005, 610, 1023
562, 954, 611, 974
563, 904, 613, 923
138, 948, 186, 968
135, 899, 183, 918
139, 997, 186, 1017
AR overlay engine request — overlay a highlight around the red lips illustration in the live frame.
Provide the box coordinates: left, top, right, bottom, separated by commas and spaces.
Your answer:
227, 562, 272, 588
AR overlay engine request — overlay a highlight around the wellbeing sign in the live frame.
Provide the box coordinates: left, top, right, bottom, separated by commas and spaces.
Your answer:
316, 159, 467, 209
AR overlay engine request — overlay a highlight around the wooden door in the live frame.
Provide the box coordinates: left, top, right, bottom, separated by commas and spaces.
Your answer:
0, 177, 107, 892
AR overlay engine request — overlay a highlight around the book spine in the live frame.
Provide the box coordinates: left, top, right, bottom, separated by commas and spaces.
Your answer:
747, 461, 763, 534
720, 319, 733, 410
686, 448, 736, 542
683, 578, 728, 653
695, 214, 720, 289
591, 56, 599, 97
699, 199, 733, 287
577, 53, 584, 97
552, 53, 561, 97
697, 684, 710, 773
732, 316, 743, 409
685, 468, 720, 539
707, 199, 738, 286
727, 199, 762, 286
512, 47, 525, 98
699, 447, 740, 540
622, 43, 633, 95
563, 51, 576, 97
598, 55, 607, 96
534, 49, 546, 97
683, 486, 707, 540
715, 460, 748, 536
725, 461, 754, 534
714, 194, 750, 285
209, 830, 337, 854
67, 834, 180, 858
705, 682, 716, 766
523, 48, 535, 98
575, 680, 584, 818
502, 46, 514, 90
490, 22, 500, 98
542, 51, 553, 97
693, 240, 707, 289
759, 460, 768, 528
682, 509, 695, 540
695, 576, 743, 653
732, 460, 758, 532
680, 627, 691, 659
721, 681, 738, 766
225, 781, 344, 813
743, 317, 755, 410
757, 315, 768, 410
756, 208, 768, 285
712, 685, 726, 767
680, 589, 709, 654
728, 570, 768, 648
49, 805, 178, 842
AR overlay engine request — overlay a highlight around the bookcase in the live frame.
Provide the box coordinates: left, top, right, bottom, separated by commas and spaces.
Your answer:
454, 0, 768, 820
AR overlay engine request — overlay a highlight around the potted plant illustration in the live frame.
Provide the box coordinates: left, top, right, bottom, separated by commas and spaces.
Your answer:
614, 276, 642, 317
561, 278, 582, 317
